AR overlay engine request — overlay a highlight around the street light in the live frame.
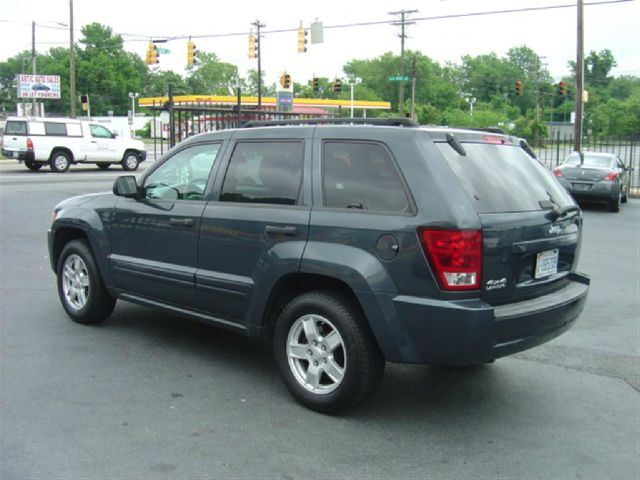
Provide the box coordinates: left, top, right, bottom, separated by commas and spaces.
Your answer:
465, 96, 476, 117
128, 92, 139, 136
346, 77, 362, 118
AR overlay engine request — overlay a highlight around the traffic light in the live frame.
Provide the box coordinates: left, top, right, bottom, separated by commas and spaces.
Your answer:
145, 42, 157, 65
187, 39, 197, 65
80, 94, 88, 112
280, 73, 291, 89
557, 80, 567, 96
333, 78, 342, 93
515, 80, 523, 96
248, 32, 257, 59
312, 77, 319, 92
297, 24, 308, 53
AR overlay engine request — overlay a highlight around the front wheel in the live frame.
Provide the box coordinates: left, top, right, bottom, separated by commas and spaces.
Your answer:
121, 152, 140, 171
57, 239, 116, 324
273, 290, 385, 414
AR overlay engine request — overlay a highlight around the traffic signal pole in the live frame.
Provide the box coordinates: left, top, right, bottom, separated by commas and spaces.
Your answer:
251, 20, 265, 110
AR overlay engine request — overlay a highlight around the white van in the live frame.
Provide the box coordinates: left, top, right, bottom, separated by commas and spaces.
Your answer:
2, 116, 146, 173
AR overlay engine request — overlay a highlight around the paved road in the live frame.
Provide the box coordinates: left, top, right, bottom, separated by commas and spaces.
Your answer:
1, 170, 638, 479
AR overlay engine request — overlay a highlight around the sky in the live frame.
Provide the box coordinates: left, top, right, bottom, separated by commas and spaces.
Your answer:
0, 0, 638, 88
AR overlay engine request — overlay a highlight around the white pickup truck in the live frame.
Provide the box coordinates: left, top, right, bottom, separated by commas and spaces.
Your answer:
2, 116, 146, 173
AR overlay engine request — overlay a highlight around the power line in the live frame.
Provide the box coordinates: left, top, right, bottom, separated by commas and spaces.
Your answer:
1, 0, 633, 45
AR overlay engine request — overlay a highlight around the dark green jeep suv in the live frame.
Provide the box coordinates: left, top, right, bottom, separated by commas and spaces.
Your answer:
48, 119, 590, 413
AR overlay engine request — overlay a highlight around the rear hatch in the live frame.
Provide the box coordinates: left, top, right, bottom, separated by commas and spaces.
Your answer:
435, 135, 581, 305
2, 119, 29, 157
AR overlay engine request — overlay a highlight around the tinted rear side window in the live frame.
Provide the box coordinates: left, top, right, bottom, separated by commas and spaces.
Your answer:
322, 141, 410, 213
44, 122, 67, 136
437, 143, 574, 213
5, 121, 27, 135
220, 141, 304, 205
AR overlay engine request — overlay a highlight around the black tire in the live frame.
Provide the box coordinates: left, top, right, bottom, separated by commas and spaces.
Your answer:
121, 151, 140, 171
609, 191, 621, 212
56, 239, 116, 324
25, 160, 43, 171
273, 290, 385, 414
50, 150, 71, 173
97, 162, 111, 170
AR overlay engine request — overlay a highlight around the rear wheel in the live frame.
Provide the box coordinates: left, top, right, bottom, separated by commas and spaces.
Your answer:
609, 191, 621, 212
25, 160, 43, 171
50, 150, 71, 173
121, 151, 140, 171
57, 239, 116, 324
97, 162, 111, 170
273, 290, 385, 414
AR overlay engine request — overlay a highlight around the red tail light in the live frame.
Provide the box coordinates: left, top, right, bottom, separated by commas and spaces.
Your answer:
552, 168, 562, 177
603, 172, 619, 181
26, 138, 33, 150
418, 228, 482, 291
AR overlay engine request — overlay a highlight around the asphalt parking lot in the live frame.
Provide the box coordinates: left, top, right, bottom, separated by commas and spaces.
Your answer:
1, 163, 638, 479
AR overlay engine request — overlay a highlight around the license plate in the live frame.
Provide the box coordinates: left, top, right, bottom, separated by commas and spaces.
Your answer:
535, 249, 559, 279
5, 151, 14, 158
572, 183, 591, 191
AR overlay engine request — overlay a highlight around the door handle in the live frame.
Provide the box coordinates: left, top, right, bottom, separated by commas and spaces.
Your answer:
90, 140, 98, 143
265, 225, 297, 236
170, 218, 194, 227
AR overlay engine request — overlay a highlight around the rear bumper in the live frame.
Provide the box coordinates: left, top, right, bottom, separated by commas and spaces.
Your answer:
559, 179, 618, 203
2, 149, 34, 161
365, 273, 590, 365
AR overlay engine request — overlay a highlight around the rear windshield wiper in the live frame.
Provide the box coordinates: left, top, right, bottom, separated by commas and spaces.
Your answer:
539, 200, 579, 220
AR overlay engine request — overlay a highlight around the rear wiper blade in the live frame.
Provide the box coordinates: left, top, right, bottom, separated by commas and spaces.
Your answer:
540, 200, 579, 220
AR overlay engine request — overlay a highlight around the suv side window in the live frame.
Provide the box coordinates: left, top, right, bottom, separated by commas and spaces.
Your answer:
90, 125, 113, 139
220, 141, 304, 205
144, 143, 221, 201
322, 141, 410, 213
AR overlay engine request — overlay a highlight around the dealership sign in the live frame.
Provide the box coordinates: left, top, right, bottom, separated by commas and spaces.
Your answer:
17, 74, 61, 99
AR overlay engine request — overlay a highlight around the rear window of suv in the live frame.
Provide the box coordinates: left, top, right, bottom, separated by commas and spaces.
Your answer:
437, 142, 574, 213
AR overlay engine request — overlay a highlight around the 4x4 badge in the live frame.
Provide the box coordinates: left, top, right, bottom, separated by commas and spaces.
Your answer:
486, 278, 507, 290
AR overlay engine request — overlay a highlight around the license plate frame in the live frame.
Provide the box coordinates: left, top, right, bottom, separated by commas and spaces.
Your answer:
572, 183, 591, 191
535, 249, 559, 279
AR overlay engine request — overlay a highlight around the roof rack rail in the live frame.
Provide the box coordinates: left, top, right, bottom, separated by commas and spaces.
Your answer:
241, 118, 419, 128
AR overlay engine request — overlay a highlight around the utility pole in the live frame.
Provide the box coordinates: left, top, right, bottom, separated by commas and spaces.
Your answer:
574, 0, 584, 155
69, 0, 76, 118
251, 20, 265, 110
410, 55, 417, 121
31, 21, 36, 115
389, 9, 417, 117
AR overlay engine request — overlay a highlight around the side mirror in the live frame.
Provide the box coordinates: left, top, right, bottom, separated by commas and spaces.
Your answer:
111, 133, 118, 139
113, 176, 141, 198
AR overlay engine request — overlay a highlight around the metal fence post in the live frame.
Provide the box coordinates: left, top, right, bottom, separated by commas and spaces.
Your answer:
168, 83, 175, 149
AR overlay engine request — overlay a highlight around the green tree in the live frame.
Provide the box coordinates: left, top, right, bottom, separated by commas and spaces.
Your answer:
76, 23, 147, 115
185, 52, 239, 95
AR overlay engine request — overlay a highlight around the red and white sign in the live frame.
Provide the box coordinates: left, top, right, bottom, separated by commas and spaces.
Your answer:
17, 74, 61, 99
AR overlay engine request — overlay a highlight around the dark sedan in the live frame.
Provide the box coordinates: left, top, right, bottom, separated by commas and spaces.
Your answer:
553, 151, 632, 212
